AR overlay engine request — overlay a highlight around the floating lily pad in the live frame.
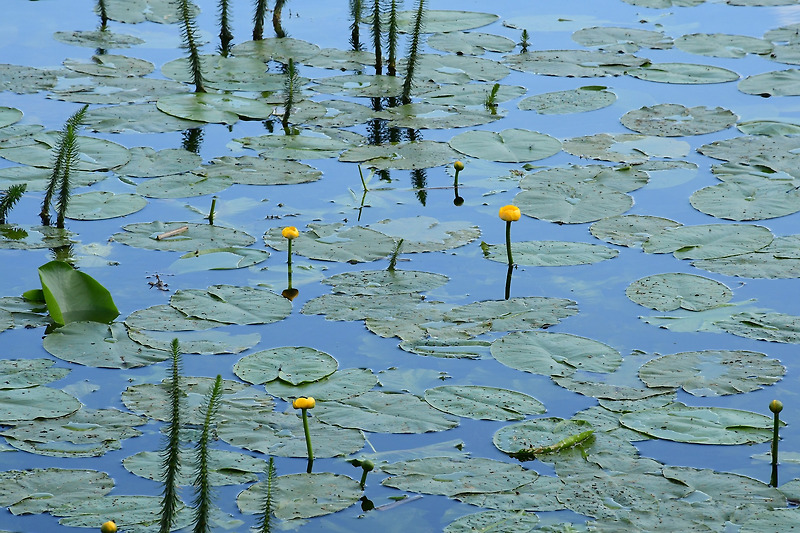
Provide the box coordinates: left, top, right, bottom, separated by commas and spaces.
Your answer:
53, 494, 193, 530
124, 304, 224, 331
170, 247, 270, 273
0, 386, 81, 423
237, 472, 362, 519
231, 37, 322, 64
692, 235, 800, 279
0, 224, 73, 250
2, 408, 145, 457
123, 448, 264, 485
314, 391, 459, 433
444, 510, 540, 532
404, 54, 510, 84
162, 54, 301, 92
444, 296, 579, 332
156, 93, 272, 124
449, 128, 561, 163
0, 134, 130, 171
741, 509, 800, 532
170, 284, 291, 325
642, 223, 774, 259
112, 221, 255, 252
303, 292, 424, 322
375, 102, 504, 129
391, 10, 499, 33
563, 133, 690, 163
43, 322, 168, 368
0, 107, 22, 128
264, 368, 377, 401
484, 240, 619, 266
627, 62, 740, 84
0, 468, 114, 515
53, 29, 144, 48
619, 403, 776, 444
399, 338, 493, 359
0, 166, 104, 192
264, 222, 396, 262
743, 69, 800, 97
198, 156, 321, 185
217, 411, 365, 458
424, 385, 545, 421
625, 272, 733, 311
63, 54, 154, 77
573, 26, 672, 52
116, 146, 201, 177
422, 83, 526, 106
492, 331, 622, 377
234, 129, 363, 159
715, 311, 800, 343
514, 182, 633, 223
427, 31, 516, 55
621, 103, 737, 136
136, 171, 233, 199
310, 73, 407, 97
690, 176, 800, 220
127, 327, 261, 355
303, 48, 375, 71
368, 216, 480, 253
234, 347, 337, 385
50, 76, 189, 105
381, 456, 537, 497
321, 269, 449, 296
0, 359, 69, 389
589, 215, 683, 248
454, 476, 568, 513
83, 103, 204, 133
493, 418, 594, 457
0, 64, 57, 94
552, 374, 674, 401
339, 140, 459, 170
675, 33, 773, 58
519, 86, 616, 114
638, 350, 785, 396
505, 50, 648, 77
65, 191, 147, 220
520, 164, 649, 193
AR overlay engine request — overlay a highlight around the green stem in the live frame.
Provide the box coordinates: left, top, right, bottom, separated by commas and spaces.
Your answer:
301, 408, 314, 472
208, 197, 216, 225
287, 238, 293, 268
359, 468, 369, 490
505, 220, 513, 266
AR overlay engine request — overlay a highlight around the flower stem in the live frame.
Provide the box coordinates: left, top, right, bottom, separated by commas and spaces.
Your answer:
301, 408, 314, 472
505, 220, 513, 266
287, 238, 293, 268
771, 408, 781, 487
359, 468, 369, 490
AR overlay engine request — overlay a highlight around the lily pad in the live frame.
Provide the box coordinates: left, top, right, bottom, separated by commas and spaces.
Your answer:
237, 472, 362, 519
638, 350, 785, 396
43, 321, 168, 368
424, 385, 545, 421
233, 347, 337, 385
715, 311, 800, 343
314, 391, 459, 433
492, 331, 622, 377
112, 221, 255, 252
0, 386, 81, 423
484, 240, 619, 266
690, 176, 800, 221
519, 86, 616, 114
0, 166, 103, 192
264, 368, 378, 401
521, 164, 649, 194
136, 171, 233, 199
572, 26, 673, 53
675, 33, 773, 58
127, 327, 261, 355
493, 418, 594, 457
514, 182, 633, 223
339, 140, 459, 170
642, 223, 774, 259
53, 29, 144, 48
170, 247, 270, 273
403, 54, 510, 84
505, 50, 648, 77
444, 510, 540, 532
65, 191, 147, 220
391, 10, 499, 33
375, 102, 504, 129
368, 216, 480, 253
321, 269, 449, 295
619, 403, 777, 444
625, 272, 733, 311
264, 222, 397, 263
427, 31, 516, 55
63, 54, 154, 77
0, 468, 114, 515
123, 304, 224, 332
83, 103, 204, 133
234, 129, 363, 160
0, 224, 74, 250
0, 107, 22, 128
156, 92, 272, 124
198, 156, 321, 185
621, 103, 737, 136
303, 292, 424, 322
449, 128, 561, 163
627, 62, 740, 84
562, 133, 690, 163
0, 359, 69, 389
0, 134, 130, 171
589, 215, 683, 248
169, 284, 291, 325
115, 146, 201, 177
444, 296, 579, 332
50, 76, 189, 105
123, 448, 264, 485
691, 235, 800, 279
0, 64, 57, 94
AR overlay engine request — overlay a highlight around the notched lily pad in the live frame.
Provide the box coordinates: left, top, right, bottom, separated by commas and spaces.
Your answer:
484, 240, 619, 266
424, 385, 545, 421
264, 222, 396, 263
519, 86, 616, 114
449, 128, 561, 163
234, 347, 337, 385
621, 103, 737, 136
626, 272, 733, 311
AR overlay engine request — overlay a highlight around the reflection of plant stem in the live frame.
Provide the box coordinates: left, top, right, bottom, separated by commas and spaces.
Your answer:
504, 263, 513, 300
208, 196, 216, 225
178, 0, 206, 92
256, 457, 276, 533
358, 165, 369, 192
357, 189, 368, 222
401, 0, 425, 104
520, 29, 530, 53
192, 375, 223, 533
282, 58, 299, 134
253, 0, 268, 40
371, 0, 383, 74
218, 0, 234, 56
770, 399, 783, 487
273, 0, 287, 38
41, 104, 88, 228
387, 0, 398, 76
387, 239, 403, 271
97, 0, 108, 28
182, 128, 204, 154
349, 0, 363, 51
0, 184, 26, 224
301, 408, 313, 472
159, 339, 184, 533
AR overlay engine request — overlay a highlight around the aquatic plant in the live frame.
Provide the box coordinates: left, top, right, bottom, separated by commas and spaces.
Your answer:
207, 196, 217, 225
252, 0, 268, 40
100, 520, 117, 533
371, 0, 383, 74
292, 396, 315, 472
484, 83, 500, 114
0, 183, 26, 225
37, 260, 119, 326
508, 429, 594, 461
349, 458, 375, 489
256, 457, 277, 533
218, 0, 233, 55
770, 399, 783, 487
282, 58, 300, 133
401, 0, 426, 104
273, 0, 288, 38
453, 161, 464, 206
387, 238, 404, 271
192, 374, 223, 533
40, 104, 88, 228
182, 127, 204, 154
282, 226, 299, 267
96, 0, 108, 28
177, 0, 206, 92
519, 28, 530, 53
349, 0, 363, 51
386, 0, 398, 76
499, 204, 521, 299
159, 339, 185, 533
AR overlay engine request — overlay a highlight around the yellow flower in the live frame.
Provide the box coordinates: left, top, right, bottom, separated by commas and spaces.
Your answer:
498, 205, 521, 222
453, 161, 465, 172
770, 399, 783, 414
282, 226, 300, 239
101, 521, 117, 533
292, 397, 316, 409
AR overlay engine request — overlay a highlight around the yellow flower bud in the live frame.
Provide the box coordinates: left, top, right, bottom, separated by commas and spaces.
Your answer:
292, 397, 316, 409
282, 226, 300, 240
770, 399, 783, 414
453, 161, 465, 172
101, 521, 117, 533
498, 205, 521, 222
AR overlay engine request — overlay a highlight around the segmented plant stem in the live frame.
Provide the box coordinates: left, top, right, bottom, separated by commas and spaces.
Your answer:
256, 458, 277, 533
0, 184, 26, 225
401, 0, 425, 104
178, 0, 205, 92
253, 0, 268, 40
159, 339, 184, 533
192, 375, 223, 533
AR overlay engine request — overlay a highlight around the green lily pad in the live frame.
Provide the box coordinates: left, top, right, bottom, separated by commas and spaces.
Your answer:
0, 224, 74, 250
521, 164, 649, 194
234, 128, 363, 159
639, 350, 785, 396
492, 331, 622, 377
690, 176, 800, 221
314, 391, 459, 433
505, 50, 648, 77
303, 292, 424, 322
233, 347, 337, 385
198, 156, 321, 185
0, 386, 81, 423
572, 26, 673, 53
63, 54, 155, 77
444, 510, 540, 532
123, 304, 224, 332
339, 140, 459, 170
217, 410, 365, 458
0, 359, 69, 389
625, 272, 733, 311
53, 29, 144, 48
310, 73, 407, 97
621, 103, 737, 136
675, 33, 773, 58
399, 338, 493, 359
83, 103, 204, 133
231, 37, 322, 64
627, 62, 740, 84
375, 102, 505, 129
404, 54, 510, 84
391, 10, 499, 33
642, 223, 774, 259
50, 76, 189, 105
169, 284, 291, 325
692, 235, 800, 279
156, 92, 272, 124
552, 374, 674, 401
0, 107, 22, 128
493, 418, 594, 457
162, 54, 302, 92
0, 468, 114, 515
0, 64, 57, 94
514, 181, 633, 223
264, 368, 378, 401
53, 494, 192, 531
0, 134, 130, 171
715, 311, 800, 343
428, 31, 516, 55
123, 448, 264, 485
519, 86, 616, 114
422, 83, 526, 106
742, 69, 800, 97
321, 269, 449, 295
449, 128, 561, 163
237, 472, 362, 519
589, 215, 683, 248
444, 296, 579, 332
264, 222, 397, 262
368, 216, 480, 253
563, 133, 690, 163
381, 456, 538, 497
1, 408, 145, 457
112, 221, 255, 251
741, 509, 800, 532
484, 240, 619, 266
127, 327, 261, 355
136, 171, 233, 199
0, 166, 104, 192
303, 48, 375, 71
116, 146, 201, 177
424, 385, 545, 421
170, 247, 270, 273
65, 191, 147, 220
619, 402, 777, 444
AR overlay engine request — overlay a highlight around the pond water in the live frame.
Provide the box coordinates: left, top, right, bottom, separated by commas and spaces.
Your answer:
2, 0, 800, 531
